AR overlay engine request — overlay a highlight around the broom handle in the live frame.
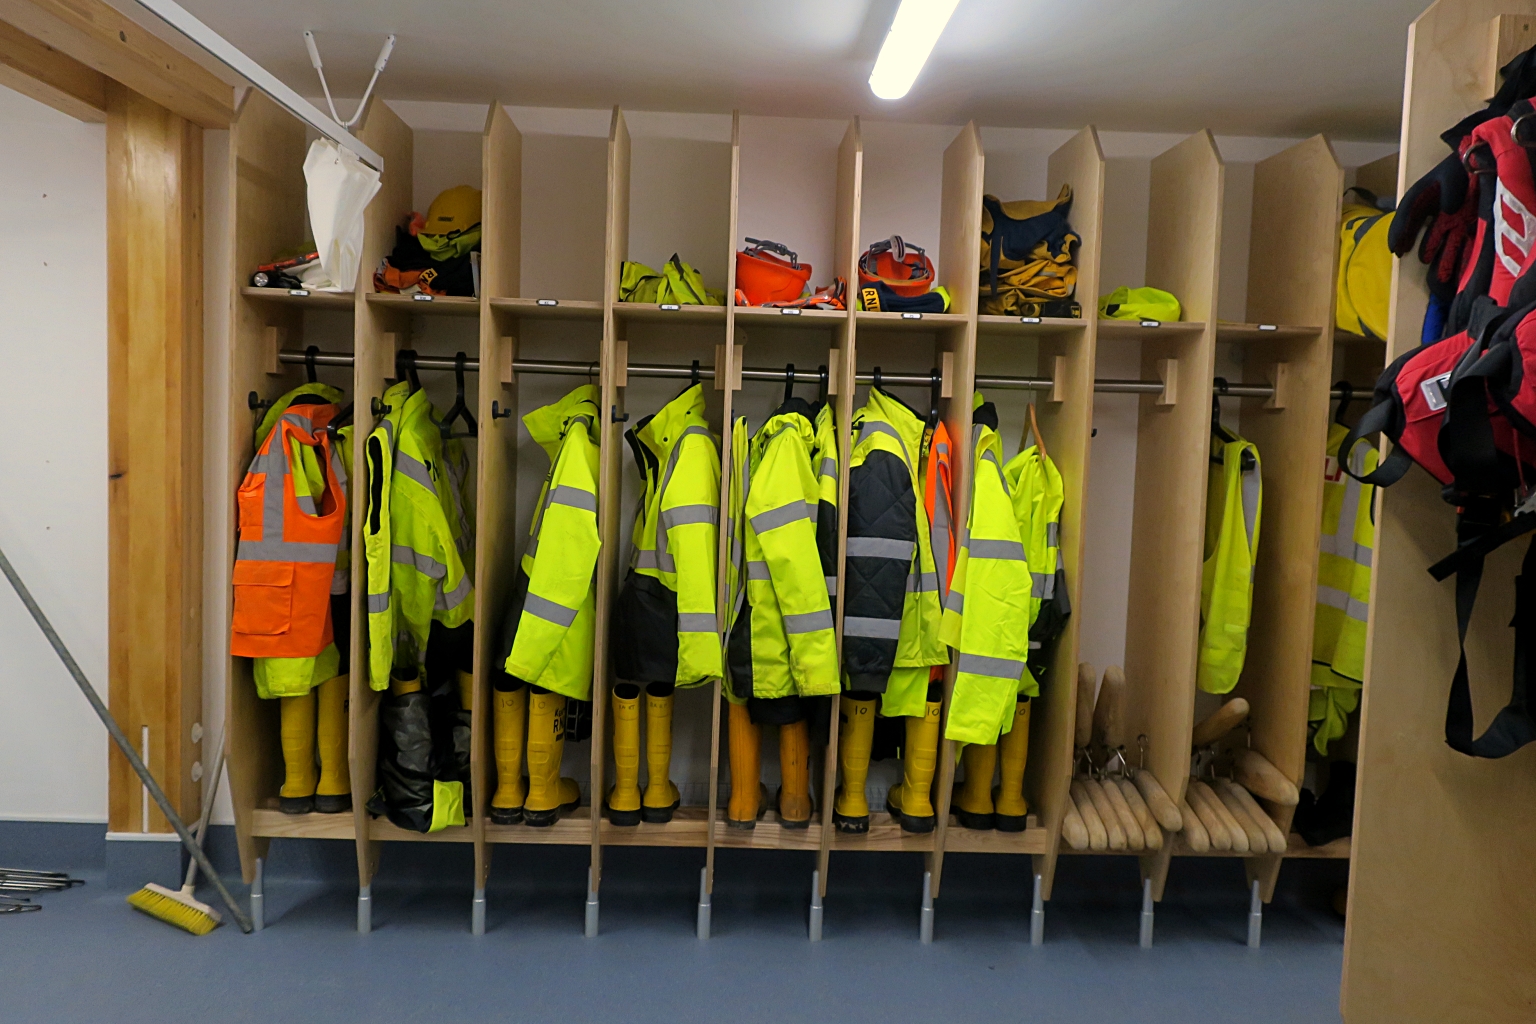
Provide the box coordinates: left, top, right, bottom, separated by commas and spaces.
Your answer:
0, 544, 253, 934
183, 727, 227, 892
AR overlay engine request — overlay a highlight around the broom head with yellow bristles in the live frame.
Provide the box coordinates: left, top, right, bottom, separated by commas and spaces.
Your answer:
126, 883, 222, 935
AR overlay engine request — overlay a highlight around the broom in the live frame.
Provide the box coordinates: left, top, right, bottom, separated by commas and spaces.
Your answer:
0, 542, 252, 934
126, 725, 227, 934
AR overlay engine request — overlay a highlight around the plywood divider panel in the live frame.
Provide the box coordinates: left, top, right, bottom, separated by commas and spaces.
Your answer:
1230, 135, 1342, 901
1123, 130, 1223, 901
1352, 153, 1400, 199
351, 95, 413, 888
471, 102, 522, 895
928, 122, 983, 899
224, 89, 308, 882
1028, 126, 1105, 900
1343, 6, 1536, 1020
591, 107, 631, 891
817, 118, 862, 896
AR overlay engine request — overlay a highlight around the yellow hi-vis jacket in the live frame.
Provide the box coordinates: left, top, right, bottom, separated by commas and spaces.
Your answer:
364, 382, 476, 691
1310, 422, 1375, 753
611, 384, 722, 687
499, 386, 602, 702
1198, 434, 1262, 695
726, 399, 840, 704
843, 389, 947, 714
941, 400, 1035, 744
1005, 439, 1069, 680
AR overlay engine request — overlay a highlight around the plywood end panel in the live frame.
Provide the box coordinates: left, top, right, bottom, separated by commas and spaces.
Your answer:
1146, 130, 1223, 323
483, 103, 523, 300
1244, 135, 1343, 328
1352, 152, 1400, 199
835, 118, 863, 289
938, 122, 984, 314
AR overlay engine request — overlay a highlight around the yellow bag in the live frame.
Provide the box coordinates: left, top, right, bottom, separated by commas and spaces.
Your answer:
1337, 190, 1394, 340
1098, 286, 1181, 322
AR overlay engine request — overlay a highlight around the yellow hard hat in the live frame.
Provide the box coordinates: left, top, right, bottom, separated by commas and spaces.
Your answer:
423, 185, 481, 236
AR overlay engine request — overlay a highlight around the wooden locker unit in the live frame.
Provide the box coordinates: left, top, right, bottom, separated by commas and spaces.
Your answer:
1343, 4, 1536, 1020
937, 127, 1107, 908
224, 89, 360, 885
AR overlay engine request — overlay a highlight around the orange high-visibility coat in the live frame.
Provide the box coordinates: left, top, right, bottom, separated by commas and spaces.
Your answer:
925, 420, 955, 683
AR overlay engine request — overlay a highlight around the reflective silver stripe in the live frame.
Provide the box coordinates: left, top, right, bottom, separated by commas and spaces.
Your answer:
944, 589, 964, 615
1046, 521, 1059, 547
1241, 453, 1261, 550
652, 426, 714, 568
935, 442, 949, 455
784, 608, 835, 634
236, 539, 335, 563
819, 457, 837, 480
661, 503, 719, 529
843, 615, 901, 639
1317, 584, 1368, 622
980, 448, 1011, 497
678, 612, 717, 632
435, 573, 472, 612
550, 484, 598, 513
906, 571, 940, 593
524, 593, 579, 627
858, 420, 911, 468
751, 501, 811, 534
846, 537, 915, 560
442, 443, 474, 550
395, 450, 437, 494
747, 560, 772, 581
1031, 572, 1054, 599
295, 493, 318, 516
256, 425, 291, 560
930, 526, 949, 598
825, 575, 838, 596
367, 592, 390, 613
958, 652, 1026, 679
971, 539, 1026, 561
392, 543, 447, 580
379, 416, 396, 446
635, 549, 676, 573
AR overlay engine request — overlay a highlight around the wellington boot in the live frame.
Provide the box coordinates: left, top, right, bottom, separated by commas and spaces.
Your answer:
994, 699, 1031, 832
642, 687, 680, 823
833, 695, 876, 833
887, 700, 941, 833
775, 719, 813, 829
524, 689, 580, 827
278, 691, 318, 814
314, 675, 352, 814
606, 685, 643, 826
953, 743, 997, 831
726, 701, 763, 829
490, 684, 527, 825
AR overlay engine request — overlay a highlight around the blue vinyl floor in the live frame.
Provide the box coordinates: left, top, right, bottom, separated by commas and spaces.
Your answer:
1, 830, 1346, 1024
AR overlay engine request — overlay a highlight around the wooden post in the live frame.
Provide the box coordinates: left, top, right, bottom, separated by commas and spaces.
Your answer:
105, 80, 203, 833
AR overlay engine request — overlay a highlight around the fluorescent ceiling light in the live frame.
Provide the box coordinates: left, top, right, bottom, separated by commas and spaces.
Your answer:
869, 0, 960, 101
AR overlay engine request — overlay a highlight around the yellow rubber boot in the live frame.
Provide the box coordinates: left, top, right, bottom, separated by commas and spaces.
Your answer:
776, 719, 812, 829
994, 698, 1031, 832
887, 700, 941, 833
524, 689, 580, 828
606, 684, 642, 826
833, 695, 876, 833
953, 743, 997, 831
490, 684, 527, 824
279, 690, 318, 814
726, 701, 763, 829
315, 675, 351, 814
642, 685, 680, 823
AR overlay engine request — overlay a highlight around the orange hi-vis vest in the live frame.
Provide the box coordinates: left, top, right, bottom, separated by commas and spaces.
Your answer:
232, 402, 348, 659
925, 421, 955, 683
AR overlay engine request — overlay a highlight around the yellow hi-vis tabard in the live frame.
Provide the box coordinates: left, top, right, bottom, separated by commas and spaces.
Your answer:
941, 399, 1034, 744
1198, 433, 1262, 694
726, 399, 840, 705
364, 381, 476, 690
842, 388, 947, 716
499, 385, 602, 702
611, 384, 722, 687
1310, 423, 1375, 753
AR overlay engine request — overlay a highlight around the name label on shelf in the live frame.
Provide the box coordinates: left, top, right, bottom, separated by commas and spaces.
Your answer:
1139, 320, 1161, 327
288, 289, 309, 297
902, 312, 923, 320
1258, 323, 1278, 331
780, 307, 802, 316
413, 293, 434, 302
1020, 316, 1041, 323
660, 303, 681, 311
537, 298, 558, 306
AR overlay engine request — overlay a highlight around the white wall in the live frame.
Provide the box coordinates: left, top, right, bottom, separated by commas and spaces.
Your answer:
0, 87, 1395, 824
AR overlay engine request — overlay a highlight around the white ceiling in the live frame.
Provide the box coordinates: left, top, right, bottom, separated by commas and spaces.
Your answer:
164, 0, 1430, 139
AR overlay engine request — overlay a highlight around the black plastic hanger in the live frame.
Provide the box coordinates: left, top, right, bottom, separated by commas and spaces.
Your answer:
873, 366, 883, 391
1211, 379, 1255, 471
396, 349, 421, 394
691, 359, 701, 387
783, 363, 796, 403
1333, 380, 1355, 426
305, 345, 320, 383
927, 367, 942, 429
439, 352, 478, 440
817, 364, 829, 404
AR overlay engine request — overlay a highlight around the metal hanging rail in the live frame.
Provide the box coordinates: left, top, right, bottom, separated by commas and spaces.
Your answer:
275, 348, 1349, 399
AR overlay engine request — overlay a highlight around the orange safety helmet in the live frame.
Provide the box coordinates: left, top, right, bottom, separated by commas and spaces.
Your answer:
735, 238, 812, 305
858, 236, 935, 297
